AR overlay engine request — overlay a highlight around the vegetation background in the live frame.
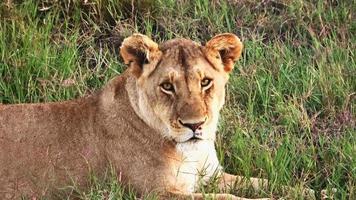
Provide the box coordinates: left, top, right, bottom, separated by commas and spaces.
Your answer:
0, 0, 355, 199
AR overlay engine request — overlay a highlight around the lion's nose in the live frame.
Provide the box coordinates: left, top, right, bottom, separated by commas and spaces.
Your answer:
178, 119, 206, 132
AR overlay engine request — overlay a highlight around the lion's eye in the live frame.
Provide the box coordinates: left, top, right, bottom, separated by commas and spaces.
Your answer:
160, 82, 175, 93
201, 78, 212, 88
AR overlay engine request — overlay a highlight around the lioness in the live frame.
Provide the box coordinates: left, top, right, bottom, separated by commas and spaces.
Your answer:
0, 33, 305, 200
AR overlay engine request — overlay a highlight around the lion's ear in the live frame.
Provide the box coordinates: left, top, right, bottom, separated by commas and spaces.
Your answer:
120, 34, 162, 76
204, 33, 243, 72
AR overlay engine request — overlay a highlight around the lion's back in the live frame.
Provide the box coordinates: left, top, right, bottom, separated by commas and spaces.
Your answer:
0, 102, 104, 199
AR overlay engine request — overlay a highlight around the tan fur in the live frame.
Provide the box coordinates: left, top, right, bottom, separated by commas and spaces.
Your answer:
0, 33, 311, 200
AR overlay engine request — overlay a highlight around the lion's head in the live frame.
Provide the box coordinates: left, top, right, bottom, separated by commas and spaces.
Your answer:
120, 33, 243, 143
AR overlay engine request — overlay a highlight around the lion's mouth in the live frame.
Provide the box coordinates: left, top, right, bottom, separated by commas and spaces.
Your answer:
173, 130, 204, 143
174, 134, 203, 143
187, 135, 202, 142
185, 131, 205, 143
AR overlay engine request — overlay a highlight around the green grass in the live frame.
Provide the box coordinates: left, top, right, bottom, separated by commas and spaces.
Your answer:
1, 0, 355, 199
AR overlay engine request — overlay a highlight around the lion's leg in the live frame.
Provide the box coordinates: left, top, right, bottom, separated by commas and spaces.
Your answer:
219, 172, 315, 199
219, 173, 269, 192
167, 190, 270, 200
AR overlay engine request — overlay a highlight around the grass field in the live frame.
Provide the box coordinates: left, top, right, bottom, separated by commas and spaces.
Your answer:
0, 0, 355, 199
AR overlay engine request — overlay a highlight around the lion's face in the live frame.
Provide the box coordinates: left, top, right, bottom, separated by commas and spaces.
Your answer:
120, 34, 243, 143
